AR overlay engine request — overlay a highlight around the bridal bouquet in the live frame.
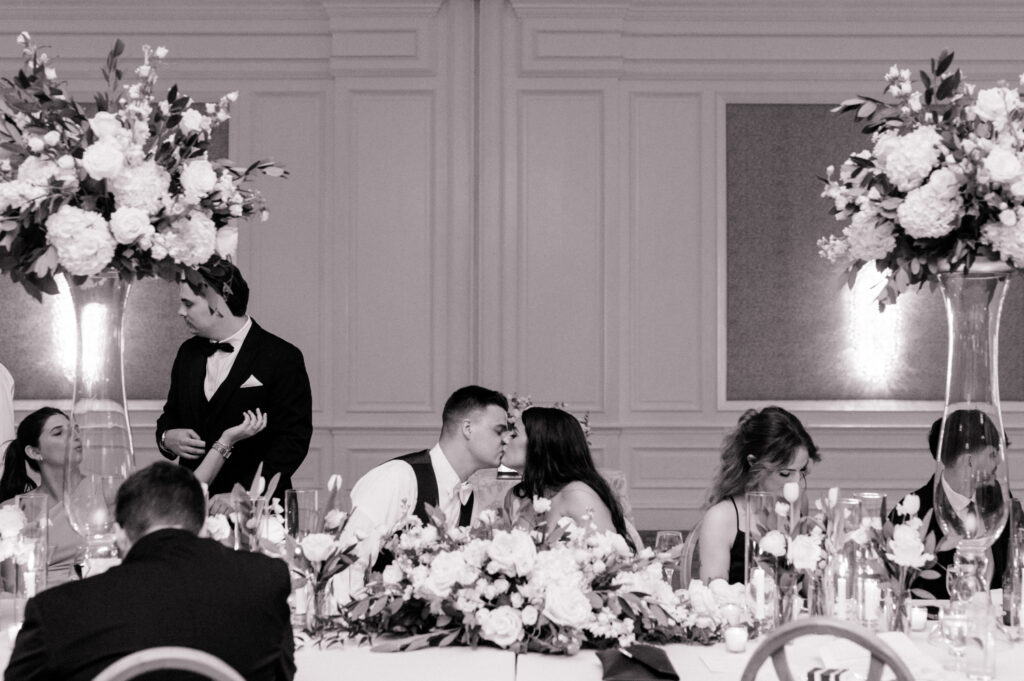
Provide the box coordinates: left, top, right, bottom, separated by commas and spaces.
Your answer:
818, 51, 1024, 307
341, 500, 689, 655
0, 32, 286, 299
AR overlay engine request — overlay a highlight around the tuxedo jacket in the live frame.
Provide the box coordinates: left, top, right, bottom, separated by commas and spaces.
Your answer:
898, 475, 1010, 600
156, 321, 313, 496
4, 529, 295, 681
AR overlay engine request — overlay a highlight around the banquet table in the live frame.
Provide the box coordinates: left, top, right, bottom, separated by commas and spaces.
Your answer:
2, 626, 1023, 681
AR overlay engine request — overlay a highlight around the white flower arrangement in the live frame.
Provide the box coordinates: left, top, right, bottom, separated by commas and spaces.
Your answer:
0, 33, 286, 299
819, 51, 1024, 307
340, 501, 694, 655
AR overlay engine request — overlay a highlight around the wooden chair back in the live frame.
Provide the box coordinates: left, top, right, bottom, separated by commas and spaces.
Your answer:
91, 646, 245, 681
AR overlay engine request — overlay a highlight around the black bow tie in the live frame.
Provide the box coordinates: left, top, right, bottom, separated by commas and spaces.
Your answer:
202, 342, 234, 357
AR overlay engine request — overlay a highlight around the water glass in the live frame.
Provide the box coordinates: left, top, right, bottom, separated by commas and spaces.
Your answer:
654, 531, 683, 587
940, 604, 970, 673
853, 492, 886, 530
746, 491, 783, 629
284, 489, 320, 537
16, 493, 48, 596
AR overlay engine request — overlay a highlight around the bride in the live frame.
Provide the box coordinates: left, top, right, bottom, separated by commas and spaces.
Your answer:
503, 406, 639, 550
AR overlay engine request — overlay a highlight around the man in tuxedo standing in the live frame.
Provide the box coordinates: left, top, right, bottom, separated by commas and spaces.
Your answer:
5, 462, 294, 681
336, 385, 510, 594
156, 259, 313, 495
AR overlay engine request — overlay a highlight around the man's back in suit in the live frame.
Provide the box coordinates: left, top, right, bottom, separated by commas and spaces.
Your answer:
4, 528, 294, 681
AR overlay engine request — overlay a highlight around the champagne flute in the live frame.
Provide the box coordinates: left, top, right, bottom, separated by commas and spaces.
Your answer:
655, 531, 684, 588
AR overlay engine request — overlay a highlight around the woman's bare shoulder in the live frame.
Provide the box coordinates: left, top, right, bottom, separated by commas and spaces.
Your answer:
700, 498, 737, 533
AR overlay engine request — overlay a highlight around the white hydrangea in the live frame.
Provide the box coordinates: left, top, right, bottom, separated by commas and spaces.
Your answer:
982, 220, 1024, 265
983, 145, 1024, 185
843, 213, 896, 261
873, 126, 944, 191
0, 180, 45, 211
81, 140, 125, 181
110, 159, 170, 214
156, 212, 216, 267
896, 168, 963, 238
45, 205, 115, 275
17, 156, 69, 186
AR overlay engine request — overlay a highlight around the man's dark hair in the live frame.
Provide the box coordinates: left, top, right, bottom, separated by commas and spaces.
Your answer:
180, 257, 250, 316
928, 409, 1006, 460
441, 385, 508, 434
115, 462, 205, 542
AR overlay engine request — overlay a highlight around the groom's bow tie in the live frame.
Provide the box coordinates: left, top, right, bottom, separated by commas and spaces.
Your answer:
453, 480, 474, 505
203, 341, 234, 357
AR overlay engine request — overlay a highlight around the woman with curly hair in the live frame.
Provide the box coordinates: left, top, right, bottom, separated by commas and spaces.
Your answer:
697, 406, 819, 584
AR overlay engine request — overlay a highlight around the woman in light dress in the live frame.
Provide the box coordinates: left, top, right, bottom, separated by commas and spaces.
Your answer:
503, 406, 640, 551
0, 407, 84, 576
698, 406, 819, 584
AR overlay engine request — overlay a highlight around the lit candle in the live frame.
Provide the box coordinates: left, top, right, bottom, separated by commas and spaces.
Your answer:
836, 577, 847, 619
752, 568, 766, 620
909, 606, 927, 631
724, 625, 748, 653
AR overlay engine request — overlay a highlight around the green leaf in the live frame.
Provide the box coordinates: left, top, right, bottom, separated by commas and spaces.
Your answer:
918, 569, 942, 581
936, 71, 960, 101
935, 50, 955, 77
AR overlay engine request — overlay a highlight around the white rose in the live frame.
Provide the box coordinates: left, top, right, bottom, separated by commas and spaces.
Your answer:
203, 514, 231, 542
26, 136, 44, 153
109, 206, 154, 245
89, 111, 124, 140
161, 212, 217, 267
179, 109, 211, 136
533, 496, 552, 514
542, 583, 594, 628
973, 87, 1020, 130
257, 515, 286, 545
775, 501, 790, 517
686, 581, 717, 615
179, 159, 218, 200
520, 604, 539, 626
81, 141, 124, 180
382, 564, 404, 585
477, 508, 498, 526
299, 533, 335, 563
888, 522, 932, 569
896, 493, 921, 517
758, 530, 788, 558
42, 130, 60, 147
783, 482, 800, 503
485, 530, 537, 577
215, 225, 238, 259
476, 606, 524, 648
323, 509, 345, 531
17, 156, 60, 186
984, 146, 1024, 184
786, 533, 823, 572
416, 551, 473, 600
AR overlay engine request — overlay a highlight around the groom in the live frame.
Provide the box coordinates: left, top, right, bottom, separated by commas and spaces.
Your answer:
338, 385, 510, 588
156, 259, 313, 496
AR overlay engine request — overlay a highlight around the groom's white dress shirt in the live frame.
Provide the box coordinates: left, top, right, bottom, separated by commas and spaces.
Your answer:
0, 362, 14, 452
333, 444, 469, 602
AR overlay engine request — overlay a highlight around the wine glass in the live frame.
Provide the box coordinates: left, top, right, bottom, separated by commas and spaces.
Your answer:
940, 604, 970, 673
655, 531, 684, 587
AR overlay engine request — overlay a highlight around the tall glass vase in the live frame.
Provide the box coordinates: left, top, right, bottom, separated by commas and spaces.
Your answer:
62, 271, 135, 577
933, 265, 1012, 578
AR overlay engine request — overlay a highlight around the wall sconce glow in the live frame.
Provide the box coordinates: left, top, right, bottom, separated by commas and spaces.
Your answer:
54, 275, 111, 389
843, 268, 903, 389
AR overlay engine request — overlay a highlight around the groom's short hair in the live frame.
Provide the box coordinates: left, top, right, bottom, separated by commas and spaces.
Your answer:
180, 258, 250, 316
115, 462, 205, 542
441, 385, 508, 434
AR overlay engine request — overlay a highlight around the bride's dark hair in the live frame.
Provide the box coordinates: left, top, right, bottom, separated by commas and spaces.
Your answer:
513, 406, 634, 550
0, 406, 66, 502
706, 406, 819, 506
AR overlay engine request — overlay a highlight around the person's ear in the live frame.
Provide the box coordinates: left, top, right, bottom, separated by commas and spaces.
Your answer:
24, 446, 42, 462
461, 419, 473, 440
746, 454, 755, 467
114, 524, 131, 555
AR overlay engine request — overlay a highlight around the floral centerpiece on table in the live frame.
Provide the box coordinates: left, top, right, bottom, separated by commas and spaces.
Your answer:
203, 463, 284, 554
339, 498, 691, 655
680, 578, 750, 644
0, 32, 286, 299
818, 51, 1024, 307
749, 482, 826, 622
876, 493, 939, 630
284, 474, 360, 640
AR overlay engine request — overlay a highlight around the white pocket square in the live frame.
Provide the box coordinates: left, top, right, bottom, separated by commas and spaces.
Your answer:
240, 375, 263, 389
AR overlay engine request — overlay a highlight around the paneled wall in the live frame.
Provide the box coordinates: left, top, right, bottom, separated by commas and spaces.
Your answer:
5, 0, 1024, 531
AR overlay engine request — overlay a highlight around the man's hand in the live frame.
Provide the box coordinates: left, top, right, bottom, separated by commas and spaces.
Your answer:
163, 428, 206, 460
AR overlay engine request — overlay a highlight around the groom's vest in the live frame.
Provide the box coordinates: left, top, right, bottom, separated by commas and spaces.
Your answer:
370, 450, 474, 573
